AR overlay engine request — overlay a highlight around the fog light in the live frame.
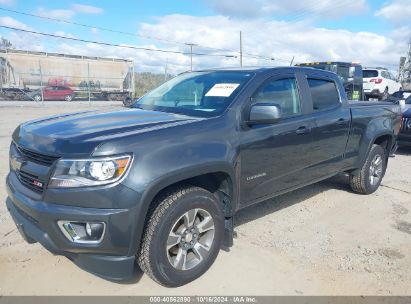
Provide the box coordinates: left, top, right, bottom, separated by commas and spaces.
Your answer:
85, 222, 104, 238
58, 221, 105, 244
86, 223, 92, 236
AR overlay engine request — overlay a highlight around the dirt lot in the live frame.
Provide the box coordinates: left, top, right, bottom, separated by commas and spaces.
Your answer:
0, 101, 410, 295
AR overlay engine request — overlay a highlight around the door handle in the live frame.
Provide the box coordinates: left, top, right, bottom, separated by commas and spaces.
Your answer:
336, 118, 349, 126
295, 126, 311, 135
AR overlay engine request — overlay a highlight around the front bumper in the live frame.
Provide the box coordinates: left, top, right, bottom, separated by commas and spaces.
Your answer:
6, 173, 139, 281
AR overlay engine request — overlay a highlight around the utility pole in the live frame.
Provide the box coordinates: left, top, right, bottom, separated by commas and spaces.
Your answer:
131, 62, 135, 98
87, 62, 91, 104
164, 58, 168, 81
185, 43, 197, 71
240, 31, 243, 67
399, 34, 411, 89
290, 56, 295, 66
5, 47, 9, 88
39, 60, 44, 104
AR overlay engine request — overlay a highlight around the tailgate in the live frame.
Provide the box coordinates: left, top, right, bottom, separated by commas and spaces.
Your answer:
363, 79, 375, 91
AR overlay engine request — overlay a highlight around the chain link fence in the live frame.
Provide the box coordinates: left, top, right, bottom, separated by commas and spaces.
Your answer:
0, 49, 137, 104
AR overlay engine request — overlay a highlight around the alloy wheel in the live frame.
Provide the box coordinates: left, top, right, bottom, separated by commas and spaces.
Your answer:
369, 154, 383, 186
166, 208, 215, 271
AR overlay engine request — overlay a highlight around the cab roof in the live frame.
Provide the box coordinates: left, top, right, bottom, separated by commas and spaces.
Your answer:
193, 66, 322, 74
296, 61, 362, 67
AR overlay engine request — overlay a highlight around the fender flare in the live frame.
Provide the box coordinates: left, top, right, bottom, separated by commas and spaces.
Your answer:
357, 131, 394, 169
127, 162, 237, 255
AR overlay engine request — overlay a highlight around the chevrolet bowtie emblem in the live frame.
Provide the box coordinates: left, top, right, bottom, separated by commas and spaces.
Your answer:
10, 157, 25, 171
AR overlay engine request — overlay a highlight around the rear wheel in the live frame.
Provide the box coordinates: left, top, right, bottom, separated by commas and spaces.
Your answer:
382, 87, 389, 100
64, 95, 73, 102
138, 186, 224, 287
350, 144, 387, 194
33, 94, 42, 102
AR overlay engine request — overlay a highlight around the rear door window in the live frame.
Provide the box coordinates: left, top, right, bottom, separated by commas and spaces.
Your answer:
307, 78, 340, 111
363, 70, 378, 78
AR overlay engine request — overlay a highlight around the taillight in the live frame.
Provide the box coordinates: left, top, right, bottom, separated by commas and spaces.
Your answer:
370, 78, 383, 84
398, 112, 403, 133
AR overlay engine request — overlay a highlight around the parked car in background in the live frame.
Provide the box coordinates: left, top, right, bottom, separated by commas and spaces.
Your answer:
387, 90, 411, 104
363, 68, 402, 100
29, 86, 74, 102
398, 96, 411, 147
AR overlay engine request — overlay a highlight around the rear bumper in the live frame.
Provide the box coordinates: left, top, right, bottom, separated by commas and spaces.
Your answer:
5, 174, 138, 281
364, 89, 381, 98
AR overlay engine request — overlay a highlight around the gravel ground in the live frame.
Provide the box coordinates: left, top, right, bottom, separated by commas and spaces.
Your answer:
0, 101, 410, 295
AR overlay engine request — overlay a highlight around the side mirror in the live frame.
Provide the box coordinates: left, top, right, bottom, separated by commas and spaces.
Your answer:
248, 103, 282, 125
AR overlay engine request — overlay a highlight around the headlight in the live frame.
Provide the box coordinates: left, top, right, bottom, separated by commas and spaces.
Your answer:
49, 154, 132, 188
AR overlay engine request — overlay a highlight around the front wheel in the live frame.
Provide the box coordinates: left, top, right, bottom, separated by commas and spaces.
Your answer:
123, 96, 133, 107
138, 186, 224, 287
64, 95, 73, 102
350, 144, 387, 194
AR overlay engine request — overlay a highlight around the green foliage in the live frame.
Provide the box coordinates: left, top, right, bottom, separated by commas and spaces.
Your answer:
0, 38, 14, 49
134, 72, 173, 98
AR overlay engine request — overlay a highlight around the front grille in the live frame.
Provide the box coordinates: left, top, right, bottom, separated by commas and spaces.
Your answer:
401, 117, 411, 133
16, 170, 45, 193
16, 145, 59, 166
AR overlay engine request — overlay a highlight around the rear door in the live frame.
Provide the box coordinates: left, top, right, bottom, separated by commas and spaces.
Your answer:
239, 72, 316, 205
302, 72, 351, 177
55, 86, 66, 100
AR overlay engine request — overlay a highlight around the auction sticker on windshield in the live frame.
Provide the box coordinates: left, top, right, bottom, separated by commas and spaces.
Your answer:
205, 83, 240, 97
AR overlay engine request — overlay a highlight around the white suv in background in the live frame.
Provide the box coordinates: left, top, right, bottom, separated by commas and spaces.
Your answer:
363, 68, 402, 100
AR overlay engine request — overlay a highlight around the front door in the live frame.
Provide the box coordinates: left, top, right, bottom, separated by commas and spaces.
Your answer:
239, 74, 315, 205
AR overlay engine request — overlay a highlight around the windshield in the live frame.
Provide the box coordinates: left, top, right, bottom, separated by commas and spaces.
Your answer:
363, 70, 378, 78
307, 64, 351, 83
311, 64, 338, 74
133, 71, 254, 117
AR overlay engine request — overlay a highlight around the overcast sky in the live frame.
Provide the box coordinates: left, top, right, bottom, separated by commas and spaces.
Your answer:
0, 0, 410, 74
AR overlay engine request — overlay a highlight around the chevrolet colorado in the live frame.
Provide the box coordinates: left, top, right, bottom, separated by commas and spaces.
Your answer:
6, 67, 401, 287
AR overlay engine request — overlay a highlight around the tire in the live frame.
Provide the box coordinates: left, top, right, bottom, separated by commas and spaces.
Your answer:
350, 144, 387, 194
138, 186, 224, 287
382, 87, 389, 100
64, 95, 73, 102
33, 94, 42, 102
123, 96, 133, 107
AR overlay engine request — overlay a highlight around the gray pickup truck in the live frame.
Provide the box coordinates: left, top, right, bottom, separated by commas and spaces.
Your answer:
6, 67, 401, 287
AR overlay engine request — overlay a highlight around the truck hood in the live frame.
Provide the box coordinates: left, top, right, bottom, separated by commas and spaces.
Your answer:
12, 109, 199, 156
